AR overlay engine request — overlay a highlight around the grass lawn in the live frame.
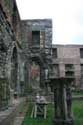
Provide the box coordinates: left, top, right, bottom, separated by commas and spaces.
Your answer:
22, 103, 54, 125
22, 100, 83, 125
72, 92, 83, 96
72, 100, 83, 125
72, 89, 83, 96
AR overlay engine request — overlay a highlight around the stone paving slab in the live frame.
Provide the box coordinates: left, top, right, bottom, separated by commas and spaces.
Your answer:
13, 117, 24, 125
13, 99, 28, 125
0, 98, 25, 125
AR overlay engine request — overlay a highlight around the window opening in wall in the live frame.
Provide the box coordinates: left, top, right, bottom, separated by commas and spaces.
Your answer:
80, 48, 83, 58
65, 64, 74, 70
52, 48, 57, 58
65, 64, 74, 77
32, 31, 40, 46
50, 64, 59, 77
80, 64, 83, 77
80, 64, 83, 87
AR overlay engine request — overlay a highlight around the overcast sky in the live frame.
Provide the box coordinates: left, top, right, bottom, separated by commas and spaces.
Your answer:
16, 0, 83, 44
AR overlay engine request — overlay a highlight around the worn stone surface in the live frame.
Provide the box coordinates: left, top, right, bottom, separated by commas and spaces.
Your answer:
0, 0, 53, 110
20, 19, 52, 89
0, 98, 25, 125
0, 0, 20, 110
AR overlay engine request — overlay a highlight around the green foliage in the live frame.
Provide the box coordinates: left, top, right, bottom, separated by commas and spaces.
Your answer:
25, 84, 34, 94
72, 89, 83, 96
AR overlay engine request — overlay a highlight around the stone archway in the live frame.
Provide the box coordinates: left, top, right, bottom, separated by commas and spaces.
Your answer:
23, 54, 47, 94
30, 55, 46, 89
30, 60, 40, 90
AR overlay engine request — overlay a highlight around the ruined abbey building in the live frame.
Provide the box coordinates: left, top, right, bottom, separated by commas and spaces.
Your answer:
0, 0, 22, 110
20, 20, 52, 89
0, 0, 83, 112
0, 0, 52, 111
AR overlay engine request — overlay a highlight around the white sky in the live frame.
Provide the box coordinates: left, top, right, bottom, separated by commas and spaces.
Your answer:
16, 0, 83, 44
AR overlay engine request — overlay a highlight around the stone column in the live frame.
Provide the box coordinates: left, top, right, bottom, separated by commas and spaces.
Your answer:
40, 68, 45, 88
24, 60, 31, 95
50, 78, 74, 125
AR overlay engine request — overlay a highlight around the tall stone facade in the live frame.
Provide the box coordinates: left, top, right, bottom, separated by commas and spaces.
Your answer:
0, 0, 21, 110
19, 19, 52, 90
0, 0, 53, 111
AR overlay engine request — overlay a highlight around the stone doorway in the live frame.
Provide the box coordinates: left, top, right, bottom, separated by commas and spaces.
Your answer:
30, 61, 40, 90
29, 55, 46, 90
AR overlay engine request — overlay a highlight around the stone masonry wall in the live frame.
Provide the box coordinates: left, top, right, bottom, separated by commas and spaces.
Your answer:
21, 19, 52, 48
0, 0, 21, 110
52, 45, 83, 87
20, 19, 52, 88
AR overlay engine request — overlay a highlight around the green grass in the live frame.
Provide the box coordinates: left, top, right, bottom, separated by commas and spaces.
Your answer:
22, 100, 83, 125
72, 100, 83, 125
22, 103, 54, 125
72, 90, 83, 96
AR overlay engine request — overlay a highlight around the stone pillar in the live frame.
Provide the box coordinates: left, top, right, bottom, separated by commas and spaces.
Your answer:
40, 68, 45, 88
50, 78, 74, 125
24, 61, 31, 95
